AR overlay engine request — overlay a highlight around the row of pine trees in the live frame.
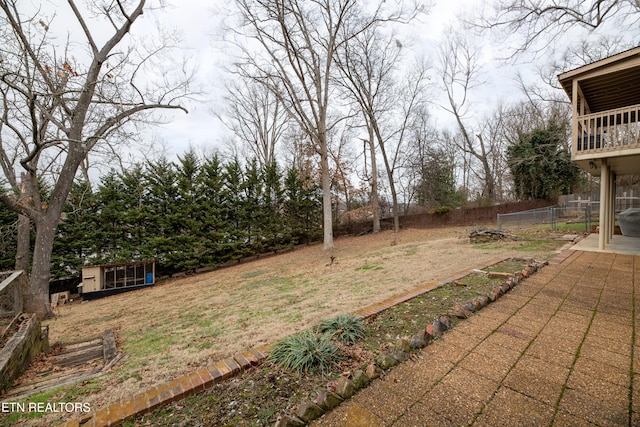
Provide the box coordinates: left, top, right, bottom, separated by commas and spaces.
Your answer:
1, 152, 323, 278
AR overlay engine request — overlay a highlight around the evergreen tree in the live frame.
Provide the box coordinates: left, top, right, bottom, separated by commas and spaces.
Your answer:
283, 167, 322, 245
507, 123, 580, 200
145, 157, 181, 275
52, 180, 96, 277
199, 155, 230, 266
262, 161, 286, 250
174, 150, 206, 271
0, 202, 18, 271
86, 167, 149, 264
91, 171, 129, 262
45, 152, 326, 279
119, 166, 150, 260
222, 158, 247, 260
242, 159, 266, 253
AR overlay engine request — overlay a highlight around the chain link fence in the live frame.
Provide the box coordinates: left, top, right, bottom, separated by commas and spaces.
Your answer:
497, 205, 593, 232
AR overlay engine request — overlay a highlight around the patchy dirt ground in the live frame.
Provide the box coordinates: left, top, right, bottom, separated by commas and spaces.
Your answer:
5, 226, 569, 426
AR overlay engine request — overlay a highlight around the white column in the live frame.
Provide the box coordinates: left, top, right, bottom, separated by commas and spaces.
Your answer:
610, 171, 617, 239
599, 160, 609, 250
609, 172, 616, 242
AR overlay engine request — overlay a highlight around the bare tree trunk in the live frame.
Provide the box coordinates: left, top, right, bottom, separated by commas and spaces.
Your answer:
373, 121, 401, 236
475, 134, 496, 201
15, 214, 29, 271
15, 174, 30, 272
368, 129, 380, 233
320, 134, 334, 250
232, 0, 413, 250
23, 214, 56, 318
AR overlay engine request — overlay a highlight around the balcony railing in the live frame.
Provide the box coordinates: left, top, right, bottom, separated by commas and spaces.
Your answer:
575, 104, 640, 155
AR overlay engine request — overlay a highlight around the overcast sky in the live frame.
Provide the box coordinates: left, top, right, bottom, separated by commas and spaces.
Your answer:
35, 0, 599, 171
140, 0, 510, 160
22, 0, 635, 172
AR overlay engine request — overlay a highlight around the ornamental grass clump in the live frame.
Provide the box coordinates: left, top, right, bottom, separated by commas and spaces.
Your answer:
318, 314, 365, 344
268, 330, 340, 374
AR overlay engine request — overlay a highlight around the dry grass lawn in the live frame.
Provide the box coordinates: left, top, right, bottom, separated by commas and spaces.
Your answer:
36, 226, 566, 422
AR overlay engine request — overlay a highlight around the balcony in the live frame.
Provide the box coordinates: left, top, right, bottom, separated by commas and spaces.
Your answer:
575, 104, 640, 155
559, 47, 640, 176
559, 46, 640, 252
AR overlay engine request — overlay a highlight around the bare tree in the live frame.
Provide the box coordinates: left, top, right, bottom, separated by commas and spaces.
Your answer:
230, 0, 412, 250
378, 60, 429, 233
0, 0, 190, 318
334, 25, 401, 233
438, 31, 498, 203
475, 105, 511, 202
336, 21, 428, 235
481, 1, 640, 56
401, 109, 461, 211
329, 125, 362, 224
221, 79, 289, 169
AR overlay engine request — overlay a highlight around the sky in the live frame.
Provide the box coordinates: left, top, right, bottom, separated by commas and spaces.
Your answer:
133, 0, 505, 160
36, 0, 583, 168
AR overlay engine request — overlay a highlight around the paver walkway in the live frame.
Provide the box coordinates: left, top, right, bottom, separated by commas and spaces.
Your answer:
312, 250, 638, 427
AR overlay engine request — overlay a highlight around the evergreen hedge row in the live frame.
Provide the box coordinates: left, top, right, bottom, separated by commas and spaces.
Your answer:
1, 152, 323, 279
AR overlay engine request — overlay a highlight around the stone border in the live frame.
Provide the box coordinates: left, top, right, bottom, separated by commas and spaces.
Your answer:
59, 255, 567, 427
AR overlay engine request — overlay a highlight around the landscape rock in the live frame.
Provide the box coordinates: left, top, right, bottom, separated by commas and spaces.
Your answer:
395, 338, 411, 353
464, 301, 477, 313
365, 363, 381, 379
488, 271, 512, 279
493, 287, 504, 297
313, 390, 343, 411
351, 370, 371, 389
297, 400, 325, 422
432, 319, 448, 334
410, 330, 428, 348
375, 353, 399, 370
426, 323, 440, 337
335, 376, 356, 399
388, 348, 410, 363
475, 295, 490, 309
275, 415, 306, 427
438, 315, 454, 330
449, 304, 474, 319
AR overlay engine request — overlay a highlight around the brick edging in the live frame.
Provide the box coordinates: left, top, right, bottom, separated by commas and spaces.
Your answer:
60, 346, 271, 427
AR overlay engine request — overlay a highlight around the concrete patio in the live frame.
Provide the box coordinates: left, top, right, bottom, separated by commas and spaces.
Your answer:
312, 247, 639, 426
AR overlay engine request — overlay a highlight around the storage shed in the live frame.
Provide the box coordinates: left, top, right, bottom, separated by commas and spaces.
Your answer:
80, 260, 155, 300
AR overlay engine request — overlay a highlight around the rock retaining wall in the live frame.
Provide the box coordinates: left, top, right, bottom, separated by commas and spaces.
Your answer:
0, 314, 48, 392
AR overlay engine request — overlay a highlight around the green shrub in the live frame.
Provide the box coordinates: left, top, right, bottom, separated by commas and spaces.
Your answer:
318, 314, 365, 344
268, 331, 340, 374
430, 205, 451, 215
